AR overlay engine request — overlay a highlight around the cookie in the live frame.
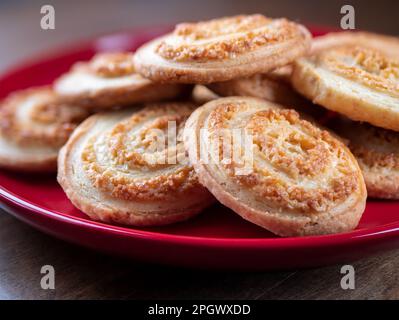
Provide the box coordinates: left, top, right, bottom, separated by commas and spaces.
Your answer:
208, 65, 327, 124
54, 52, 189, 110
207, 67, 314, 109
134, 14, 311, 84
292, 33, 399, 131
0, 87, 90, 172
58, 102, 214, 226
184, 97, 366, 237
191, 85, 219, 104
331, 117, 399, 199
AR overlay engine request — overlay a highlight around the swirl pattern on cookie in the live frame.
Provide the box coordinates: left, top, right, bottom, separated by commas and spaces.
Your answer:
0, 87, 89, 171
58, 102, 214, 226
134, 15, 311, 83
292, 32, 399, 131
184, 97, 366, 236
331, 118, 399, 199
54, 52, 189, 110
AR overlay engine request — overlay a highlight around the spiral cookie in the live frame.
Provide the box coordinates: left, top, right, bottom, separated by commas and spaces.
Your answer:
54, 52, 189, 110
0, 87, 90, 172
191, 85, 219, 104
207, 66, 312, 110
208, 73, 328, 121
184, 97, 366, 237
292, 35, 399, 131
58, 102, 214, 226
312, 31, 399, 59
331, 118, 399, 199
134, 14, 311, 84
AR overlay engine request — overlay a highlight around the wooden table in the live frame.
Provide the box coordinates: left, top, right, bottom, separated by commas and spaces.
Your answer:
1, 209, 399, 300
1, 0, 399, 300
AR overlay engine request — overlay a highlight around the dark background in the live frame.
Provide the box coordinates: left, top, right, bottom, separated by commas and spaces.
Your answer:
1, 0, 399, 300
1, 0, 398, 72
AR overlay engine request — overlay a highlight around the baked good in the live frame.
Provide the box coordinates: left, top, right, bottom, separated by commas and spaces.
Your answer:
191, 85, 219, 104
184, 97, 366, 237
207, 68, 310, 108
54, 52, 189, 110
134, 14, 312, 84
207, 65, 328, 118
0, 87, 89, 172
292, 33, 399, 131
331, 117, 399, 199
58, 102, 214, 226
312, 31, 399, 58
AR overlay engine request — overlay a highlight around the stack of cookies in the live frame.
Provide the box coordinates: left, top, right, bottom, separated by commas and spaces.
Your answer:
1, 14, 398, 237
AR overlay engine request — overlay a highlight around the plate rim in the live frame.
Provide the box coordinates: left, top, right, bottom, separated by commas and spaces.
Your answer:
2, 184, 399, 249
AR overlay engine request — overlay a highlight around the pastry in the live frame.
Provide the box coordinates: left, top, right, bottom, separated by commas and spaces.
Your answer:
191, 85, 219, 104
312, 31, 399, 59
58, 102, 214, 226
0, 87, 90, 172
208, 74, 297, 105
208, 66, 327, 128
331, 117, 399, 199
133, 14, 312, 84
292, 33, 399, 131
54, 52, 189, 110
211, 32, 399, 120
184, 97, 366, 237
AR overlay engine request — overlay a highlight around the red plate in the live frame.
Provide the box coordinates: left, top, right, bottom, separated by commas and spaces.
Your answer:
1, 26, 399, 271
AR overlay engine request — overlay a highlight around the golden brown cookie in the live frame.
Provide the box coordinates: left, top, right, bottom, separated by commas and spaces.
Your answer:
208, 65, 327, 120
184, 97, 366, 237
330, 117, 399, 199
134, 14, 311, 84
191, 85, 219, 104
209, 75, 291, 105
0, 87, 90, 172
54, 52, 189, 110
312, 31, 399, 59
292, 33, 399, 131
207, 69, 311, 107
58, 102, 214, 226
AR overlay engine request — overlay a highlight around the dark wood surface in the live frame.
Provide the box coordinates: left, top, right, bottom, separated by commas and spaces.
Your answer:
1, 209, 399, 300
1, 0, 399, 300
